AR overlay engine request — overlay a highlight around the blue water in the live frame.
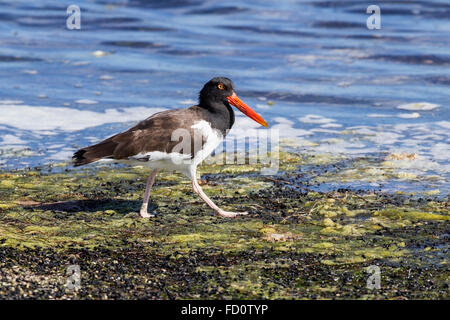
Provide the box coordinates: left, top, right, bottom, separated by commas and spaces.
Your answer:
0, 0, 449, 193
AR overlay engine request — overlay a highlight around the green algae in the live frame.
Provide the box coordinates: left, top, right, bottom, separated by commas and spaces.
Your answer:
375, 208, 449, 221
0, 151, 448, 299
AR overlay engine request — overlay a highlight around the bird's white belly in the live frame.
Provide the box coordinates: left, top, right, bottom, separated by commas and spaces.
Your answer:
126, 120, 223, 179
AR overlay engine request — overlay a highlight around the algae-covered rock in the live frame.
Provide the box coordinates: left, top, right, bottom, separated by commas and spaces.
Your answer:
0, 151, 448, 299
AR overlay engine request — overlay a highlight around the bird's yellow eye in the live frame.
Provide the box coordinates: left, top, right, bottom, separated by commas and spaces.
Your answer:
217, 83, 225, 90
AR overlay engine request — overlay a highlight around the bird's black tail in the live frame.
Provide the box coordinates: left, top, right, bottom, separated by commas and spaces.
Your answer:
72, 140, 117, 167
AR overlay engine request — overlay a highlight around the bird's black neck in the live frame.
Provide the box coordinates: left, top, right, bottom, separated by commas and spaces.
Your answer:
199, 100, 235, 135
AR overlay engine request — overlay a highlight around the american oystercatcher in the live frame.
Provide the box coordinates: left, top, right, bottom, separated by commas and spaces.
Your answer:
73, 77, 268, 218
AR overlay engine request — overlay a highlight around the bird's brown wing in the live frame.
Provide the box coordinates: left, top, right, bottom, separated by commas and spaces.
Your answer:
73, 107, 206, 166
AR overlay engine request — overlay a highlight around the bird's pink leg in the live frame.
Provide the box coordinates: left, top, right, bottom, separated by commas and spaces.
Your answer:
140, 169, 160, 218
191, 177, 248, 218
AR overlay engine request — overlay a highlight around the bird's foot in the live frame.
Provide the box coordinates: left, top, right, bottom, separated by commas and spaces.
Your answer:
217, 210, 249, 218
139, 204, 155, 218
139, 210, 155, 218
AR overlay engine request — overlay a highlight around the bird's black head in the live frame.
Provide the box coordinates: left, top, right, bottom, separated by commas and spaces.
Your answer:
199, 77, 235, 107
198, 77, 268, 128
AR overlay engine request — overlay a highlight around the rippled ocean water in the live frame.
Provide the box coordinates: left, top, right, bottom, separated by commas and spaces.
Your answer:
0, 0, 449, 194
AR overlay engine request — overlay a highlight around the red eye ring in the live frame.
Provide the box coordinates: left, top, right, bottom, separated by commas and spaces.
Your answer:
217, 83, 225, 90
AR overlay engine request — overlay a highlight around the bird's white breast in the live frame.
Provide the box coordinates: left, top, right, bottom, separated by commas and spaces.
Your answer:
191, 120, 223, 166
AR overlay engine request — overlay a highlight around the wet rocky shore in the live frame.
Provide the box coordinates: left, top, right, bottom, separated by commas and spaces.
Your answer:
0, 152, 448, 299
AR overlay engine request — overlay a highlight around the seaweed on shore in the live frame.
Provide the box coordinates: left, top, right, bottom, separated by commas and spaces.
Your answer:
0, 152, 448, 299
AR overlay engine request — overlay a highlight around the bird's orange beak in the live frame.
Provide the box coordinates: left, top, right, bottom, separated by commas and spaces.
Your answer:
227, 92, 268, 127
